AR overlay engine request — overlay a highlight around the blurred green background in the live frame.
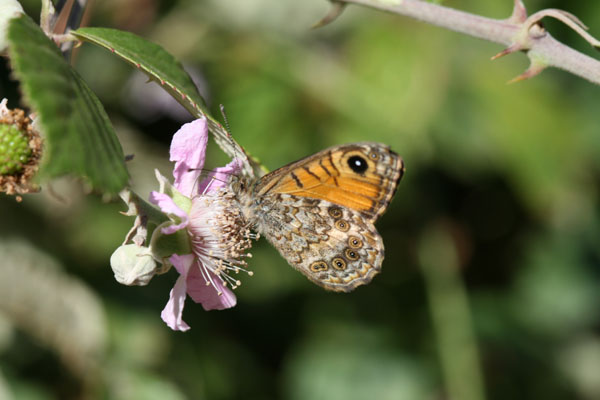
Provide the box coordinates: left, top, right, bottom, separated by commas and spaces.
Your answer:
1, 0, 600, 399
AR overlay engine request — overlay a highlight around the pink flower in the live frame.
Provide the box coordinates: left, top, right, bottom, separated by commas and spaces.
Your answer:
148, 119, 254, 331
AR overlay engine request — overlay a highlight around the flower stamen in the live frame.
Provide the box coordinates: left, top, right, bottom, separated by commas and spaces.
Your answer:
187, 186, 256, 295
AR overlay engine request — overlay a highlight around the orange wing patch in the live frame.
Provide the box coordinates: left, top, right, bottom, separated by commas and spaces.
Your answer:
254, 143, 404, 221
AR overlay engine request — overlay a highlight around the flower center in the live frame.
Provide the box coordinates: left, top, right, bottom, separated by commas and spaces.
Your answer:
187, 187, 258, 293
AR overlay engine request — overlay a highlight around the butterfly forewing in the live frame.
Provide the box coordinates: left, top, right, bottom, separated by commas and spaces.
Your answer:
253, 142, 404, 222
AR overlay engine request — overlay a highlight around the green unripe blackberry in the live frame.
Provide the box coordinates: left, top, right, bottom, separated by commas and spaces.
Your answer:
0, 103, 40, 197
0, 123, 32, 175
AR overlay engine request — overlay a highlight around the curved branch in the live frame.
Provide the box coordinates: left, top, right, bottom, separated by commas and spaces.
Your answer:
320, 0, 600, 85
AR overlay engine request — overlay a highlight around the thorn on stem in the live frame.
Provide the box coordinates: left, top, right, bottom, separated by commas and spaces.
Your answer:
510, 0, 528, 24
507, 61, 546, 84
312, 1, 346, 29
491, 43, 523, 60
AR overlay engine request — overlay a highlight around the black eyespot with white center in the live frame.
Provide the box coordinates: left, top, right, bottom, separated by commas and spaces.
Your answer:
310, 260, 328, 272
328, 206, 343, 219
332, 257, 347, 270
334, 219, 350, 232
348, 236, 363, 249
347, 155, 368, 174
345, 248, 360, 261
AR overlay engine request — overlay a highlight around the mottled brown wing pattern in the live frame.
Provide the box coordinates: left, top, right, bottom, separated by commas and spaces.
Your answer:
253, 142, 404, 223
253, 194, 384, 292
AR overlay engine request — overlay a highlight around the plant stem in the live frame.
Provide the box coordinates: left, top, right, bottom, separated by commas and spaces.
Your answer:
331, 0, 600, 85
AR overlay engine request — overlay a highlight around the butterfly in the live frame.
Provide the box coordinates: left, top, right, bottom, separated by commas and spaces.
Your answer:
231, 142, 404, 292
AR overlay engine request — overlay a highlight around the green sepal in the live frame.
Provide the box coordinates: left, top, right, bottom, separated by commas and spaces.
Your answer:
150, 223, 192, 262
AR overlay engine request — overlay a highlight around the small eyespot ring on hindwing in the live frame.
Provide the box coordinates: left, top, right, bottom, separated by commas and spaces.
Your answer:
369, 151, 380, 161
334, 219, 350, 232
344, 248, 360, 261
310, 260, 329, 272
332, 257, 347, 270
328, 206, 343, 219
348, 236, 363, 249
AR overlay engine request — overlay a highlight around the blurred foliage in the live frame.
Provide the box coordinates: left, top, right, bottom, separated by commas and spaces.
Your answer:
1, 0, 600, 399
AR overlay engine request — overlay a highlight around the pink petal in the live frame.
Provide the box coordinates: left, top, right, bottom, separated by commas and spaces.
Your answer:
186, 262, 237, 310
160, 254, 195, 331
170, 119, 209, 197
171, 254, 194, 275
197, 158, 244, 194
149, 191, 188, 234
160, 275, 190, 331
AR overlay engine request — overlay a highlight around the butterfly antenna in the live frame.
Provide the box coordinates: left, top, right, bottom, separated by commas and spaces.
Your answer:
220, 104, 245, 165
220, 104, 232, 134
188, 167, 237, 177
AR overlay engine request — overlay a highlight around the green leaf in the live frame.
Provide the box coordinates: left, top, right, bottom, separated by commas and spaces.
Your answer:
72, 27, 265, 177
73, 27, 208, 117
7, 15, 129, 194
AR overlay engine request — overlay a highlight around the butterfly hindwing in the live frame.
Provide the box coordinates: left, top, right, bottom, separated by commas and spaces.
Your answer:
254, 194, 383, 292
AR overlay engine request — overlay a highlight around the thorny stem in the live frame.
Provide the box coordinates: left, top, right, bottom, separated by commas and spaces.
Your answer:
320, 0, 600, 85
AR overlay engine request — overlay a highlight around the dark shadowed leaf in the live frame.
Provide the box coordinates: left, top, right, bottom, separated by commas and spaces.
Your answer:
7, 15, 129, 194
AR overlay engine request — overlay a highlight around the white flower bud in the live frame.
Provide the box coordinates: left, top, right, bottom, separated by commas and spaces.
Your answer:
110, 244, 159, 286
